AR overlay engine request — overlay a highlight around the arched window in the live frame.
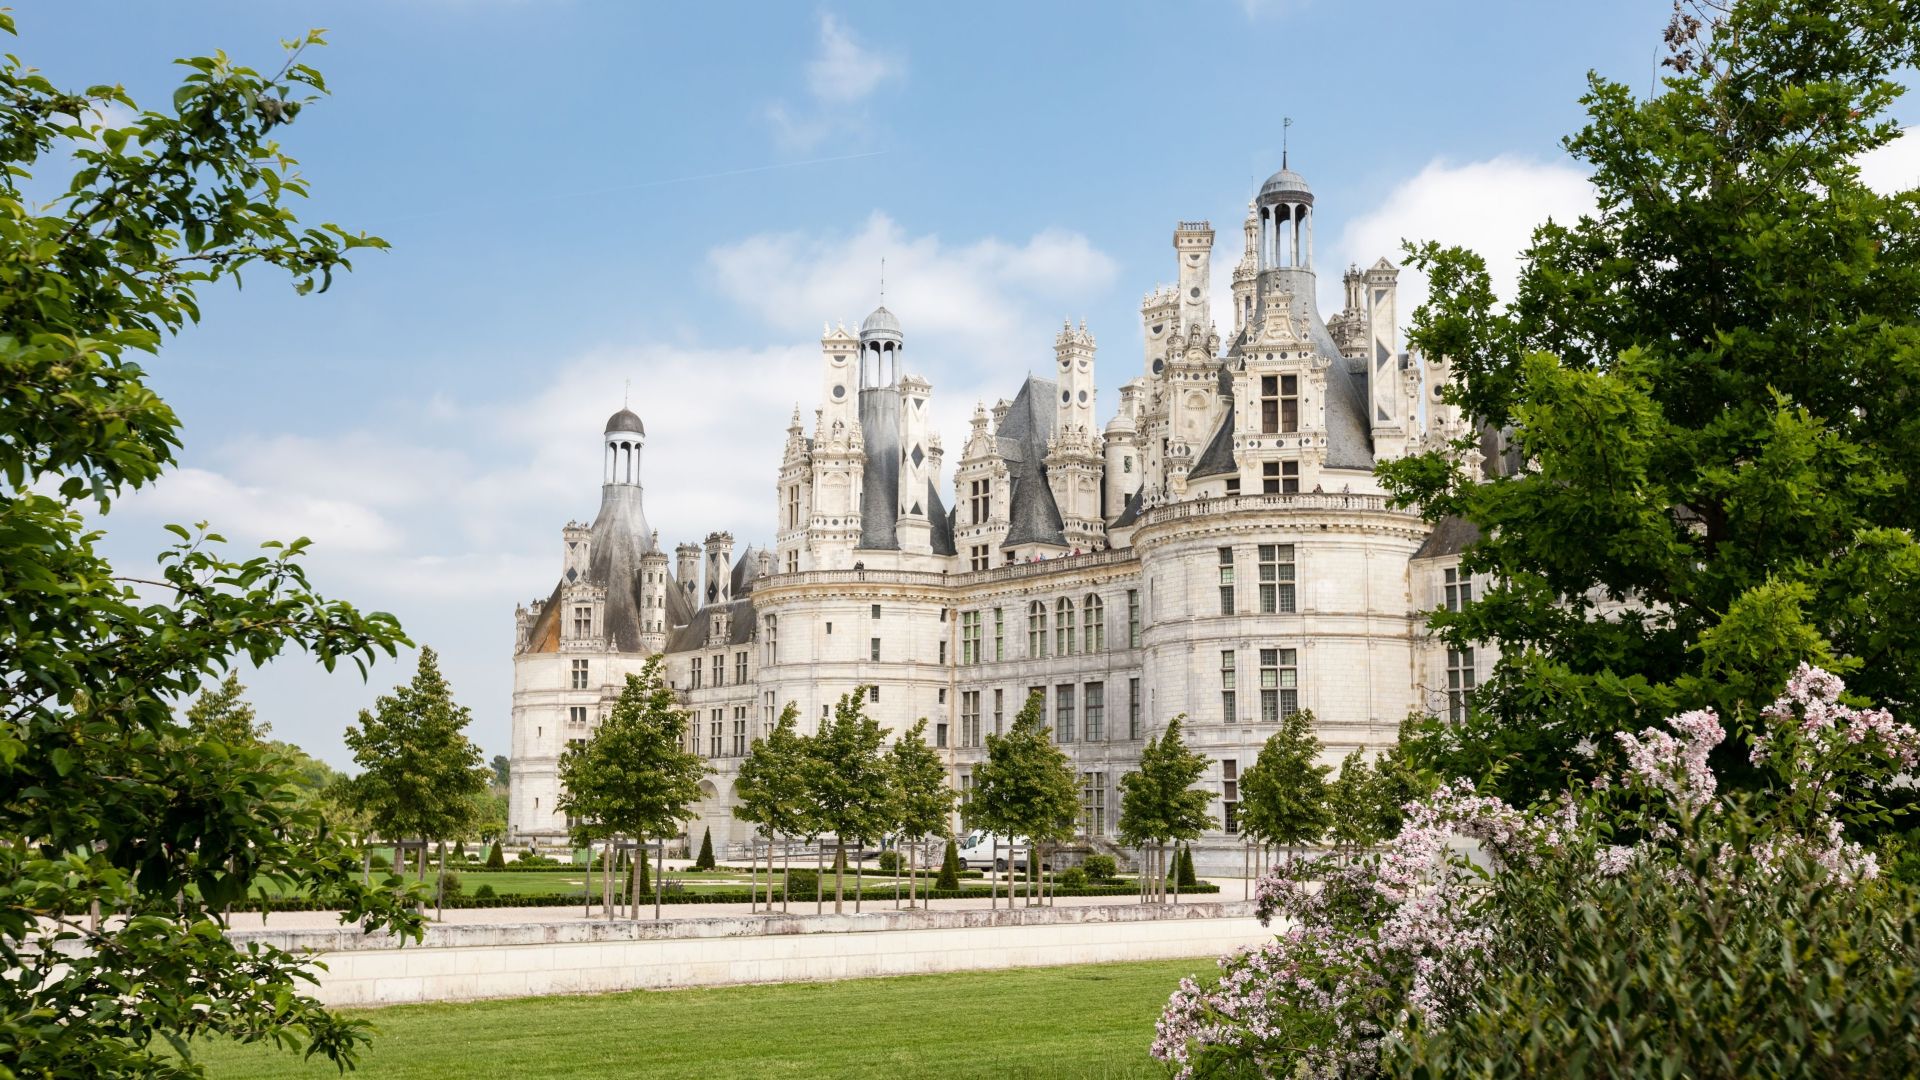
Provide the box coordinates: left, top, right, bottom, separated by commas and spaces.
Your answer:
1056, 597, 1076, 657
1085, 594, 1105, 652
1028, 600, 1048, 658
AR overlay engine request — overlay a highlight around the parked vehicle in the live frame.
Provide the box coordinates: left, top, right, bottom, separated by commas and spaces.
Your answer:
955, 831, 1049, 873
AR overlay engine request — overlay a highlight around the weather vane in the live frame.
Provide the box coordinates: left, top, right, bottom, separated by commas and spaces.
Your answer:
1283, 116, 1292, 168
880, 256, 886, 303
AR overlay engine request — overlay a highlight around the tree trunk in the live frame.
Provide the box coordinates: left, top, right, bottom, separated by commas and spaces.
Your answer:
1172, 842, 1182, 906
815, 843, 824, 915
833, 841, 846, 914
435, 842, 447, 921
653, 836, 665, 921
783, 836, 792, 914
584, 842, 594, 920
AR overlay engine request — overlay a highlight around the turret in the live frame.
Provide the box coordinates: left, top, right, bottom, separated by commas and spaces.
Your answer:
638, 550, 669, 649
1365, 258, 1406, 458
896, 373, 934, 555
1174, 221, 1214, 330
1103, 411, 1139, 520
703, 531, 735, 606
675, 542, 700, 605
562, 521, 590, 583
1047, 320, 1104, 549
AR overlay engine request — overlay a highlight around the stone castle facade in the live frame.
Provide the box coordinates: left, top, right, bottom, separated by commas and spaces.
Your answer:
508, 162, 1485, 872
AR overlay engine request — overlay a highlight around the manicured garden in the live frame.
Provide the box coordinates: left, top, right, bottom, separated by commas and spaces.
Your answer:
191, 959, 1207, 1078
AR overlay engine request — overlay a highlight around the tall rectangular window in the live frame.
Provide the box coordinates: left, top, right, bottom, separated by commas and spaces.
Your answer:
994, 607, 1005, 661
1281, 374, 1299, 432
961, 690, 981, 747
690, 656, 702, 689
936, 721, 948, 748
1127, 589, 1141, 647
1084, 682, 1105, 742
573, 605, 592, 637
1282, 460, 1299, 494
1218, 547, 1236, 615
1259, 544, 1297, 614
735, 651, 748, 684
1260, 648, 1299, 720
871, 604, 882, 620
1056, 683, 1075, 743
1263, 460, 1281, 494
1444, 567, 1472, 611
1220, 650, 1237, 722
1028, 602, 1048, 658
709, 709, 723, 758
1448, 647, 1477, 722
1261, 374, 1280, 434
1056, 598, 1076, 657
993, 688, 1005, 736
939, 640, 948, 665
1085, 595, 1105, 652
787, 485, 801, 529
970, 543, 990, 571
570, 658, 589, 690
1129, 678, 1141, 740
1080, 771, 1108, 836
961, 610, 981, 665
1223, 759, 1240, 835
732, 706, 747, 756
960, 771, 973, 807
568, 705, 588, 725
871, 637, 882, 662
969, 478, 992, 524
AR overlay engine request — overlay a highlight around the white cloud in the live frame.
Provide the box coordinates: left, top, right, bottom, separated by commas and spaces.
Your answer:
807, 14, 902, 105
122, 466, 405, 553
766, 13, 903, 151
1330, 155, 1596, 333
1859, 126, 1919, 196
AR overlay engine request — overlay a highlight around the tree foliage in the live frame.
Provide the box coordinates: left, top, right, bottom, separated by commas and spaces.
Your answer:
803, 688, 895, 911
0, 23, 420, 1076
342, 647, 490, 852
1238, 710, 1330, 855
556, 656, 707, 855
888, 717, 956, 846
967, 690, 1080, 851
734, 702, 810, 844
1379, 0, 1920, 808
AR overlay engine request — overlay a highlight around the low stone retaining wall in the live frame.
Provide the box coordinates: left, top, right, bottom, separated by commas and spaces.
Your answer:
230, 901, 1267, 1006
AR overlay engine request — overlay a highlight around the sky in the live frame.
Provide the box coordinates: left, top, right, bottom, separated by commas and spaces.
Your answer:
26, 1, 1920, 769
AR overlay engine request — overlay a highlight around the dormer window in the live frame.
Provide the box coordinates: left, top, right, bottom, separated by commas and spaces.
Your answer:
572, 605, 592, 637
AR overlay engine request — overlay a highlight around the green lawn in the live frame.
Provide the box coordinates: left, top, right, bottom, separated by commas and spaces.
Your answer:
193, 958, 1206, 1079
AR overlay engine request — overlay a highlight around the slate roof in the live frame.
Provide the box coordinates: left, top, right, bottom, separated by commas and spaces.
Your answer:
663, 596, 758, 654
1411, 515, 1482, 560
1189, 393, 1239, 480
858, 386, 901, 550
996, 376, 1068, 549
1110, 487, 1146, 528
524, 483, 697, 653
1226, 265, 1375, 474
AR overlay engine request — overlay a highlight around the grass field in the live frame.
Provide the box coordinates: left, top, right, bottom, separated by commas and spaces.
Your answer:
192, 958, 1207, 1079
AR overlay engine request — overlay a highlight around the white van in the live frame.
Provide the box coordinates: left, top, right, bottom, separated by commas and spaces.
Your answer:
955, 831, 1045, 872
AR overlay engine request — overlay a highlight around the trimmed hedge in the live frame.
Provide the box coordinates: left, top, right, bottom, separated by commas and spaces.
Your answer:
229, 881, 1219, 912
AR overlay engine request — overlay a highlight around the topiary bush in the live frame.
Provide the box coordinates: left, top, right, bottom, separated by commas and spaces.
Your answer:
1059, 867, 1089, 889
368, 852, 390, 871
694, 827, 716, 871
1176, 845, 1197, 888
783, 868, 819, 899
485, 841, 505, 870
937, 839, 961, 891
1082, 854, 1117, 882
436, 870, 463, 899
875, 850, 902, 875
472, 883, 496, 899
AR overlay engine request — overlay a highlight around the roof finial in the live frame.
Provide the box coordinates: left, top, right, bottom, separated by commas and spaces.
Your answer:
1282, 116, 1292, 169
623, 378, 630, 408
879, 256, 886, 303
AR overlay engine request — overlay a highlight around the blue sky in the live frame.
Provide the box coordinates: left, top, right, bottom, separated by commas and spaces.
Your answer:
26, 1, 1918, 768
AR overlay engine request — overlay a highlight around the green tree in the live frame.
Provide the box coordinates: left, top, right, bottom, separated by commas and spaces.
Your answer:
1239, 710, 1330, 869
490, 753, 511, 788
0, 26, 420, 1077
184, 671, 265, 743
970, 690, 1080, 907
1324, 749, 1379, 858
1379, 0, 1920, 809
804, 688, 895, 913
694, 827, 716, 871
485, 840, 506, 871
936, 838, 962, 891
556, 656, 707, 920
343, 647, 491, 912
734, 702, 810, 912
888, 718, 957, 907
1119, 716, 1215, 903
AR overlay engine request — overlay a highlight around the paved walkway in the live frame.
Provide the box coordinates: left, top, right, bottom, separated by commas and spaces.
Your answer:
241, 886, 1254, 931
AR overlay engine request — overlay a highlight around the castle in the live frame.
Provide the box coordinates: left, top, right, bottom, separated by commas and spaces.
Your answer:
507, 161, 1483, 872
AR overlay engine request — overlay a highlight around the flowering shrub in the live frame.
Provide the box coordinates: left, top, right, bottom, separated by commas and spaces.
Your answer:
1153, 667, 1920, 1078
